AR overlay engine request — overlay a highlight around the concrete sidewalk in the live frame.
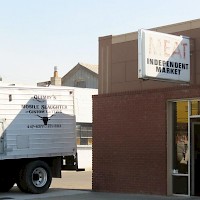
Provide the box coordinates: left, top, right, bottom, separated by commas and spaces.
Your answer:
34, 190, 200, 200
2, 189, 200, 200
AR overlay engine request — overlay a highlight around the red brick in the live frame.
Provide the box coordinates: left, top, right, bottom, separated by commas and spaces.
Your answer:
92, 85, 200, 195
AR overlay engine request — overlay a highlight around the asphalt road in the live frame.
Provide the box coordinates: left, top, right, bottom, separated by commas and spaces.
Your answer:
0, 170, 92, 200
1, 171, 200, 200
50, 170, 92, 190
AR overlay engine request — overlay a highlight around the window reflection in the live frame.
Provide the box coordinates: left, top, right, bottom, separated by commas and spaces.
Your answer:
191, 101, 200, 116
173, 101, 188, 174
172, 101, 189, 195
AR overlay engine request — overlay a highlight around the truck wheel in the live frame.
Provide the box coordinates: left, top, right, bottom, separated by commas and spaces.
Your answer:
20, 160, 52, 194
16, 166, 28, 193
0, 177, 15, 192
17, 180, 27, 193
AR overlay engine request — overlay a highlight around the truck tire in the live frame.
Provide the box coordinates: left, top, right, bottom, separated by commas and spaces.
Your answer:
16, 166, 28, 193
0, 176, 15, 192
18, 160, 52, 194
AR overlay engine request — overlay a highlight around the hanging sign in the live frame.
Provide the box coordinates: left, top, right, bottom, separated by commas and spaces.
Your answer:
138, 29, 190, 83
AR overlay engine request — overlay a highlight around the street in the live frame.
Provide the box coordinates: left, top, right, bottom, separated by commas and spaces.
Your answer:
1, 170, 200, 200
0, 170, 92, 200
50, 170, 92, 190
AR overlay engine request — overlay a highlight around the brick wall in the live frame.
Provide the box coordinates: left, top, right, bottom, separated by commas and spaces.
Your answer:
92, 85, 200, 195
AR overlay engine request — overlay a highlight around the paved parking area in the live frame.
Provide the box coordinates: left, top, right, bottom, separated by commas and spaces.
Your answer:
50, 170, 92, 190
1, 170, 200, 200
2, 189, 200, 200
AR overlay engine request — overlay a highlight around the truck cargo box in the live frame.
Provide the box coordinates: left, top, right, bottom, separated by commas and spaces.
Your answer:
0, 86, 76, 160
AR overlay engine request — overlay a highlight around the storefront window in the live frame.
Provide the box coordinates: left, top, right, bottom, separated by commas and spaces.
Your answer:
170, 99, 200, 196
191, 100, 200, 116
173, 101, 188, 174
172, 101, 189, 195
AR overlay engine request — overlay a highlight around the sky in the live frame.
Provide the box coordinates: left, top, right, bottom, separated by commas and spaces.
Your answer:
0, 0, 200, 85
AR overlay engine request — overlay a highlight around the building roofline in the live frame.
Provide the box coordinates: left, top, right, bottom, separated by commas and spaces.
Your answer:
62, 63, 98, 81
111, 18, 200, 44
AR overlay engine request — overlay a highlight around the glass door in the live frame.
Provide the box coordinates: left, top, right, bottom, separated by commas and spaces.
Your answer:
190, 100, 200, 196
190, 120, 200, 195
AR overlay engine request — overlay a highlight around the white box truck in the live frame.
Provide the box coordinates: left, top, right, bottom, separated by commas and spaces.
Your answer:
0, 85, 79, 194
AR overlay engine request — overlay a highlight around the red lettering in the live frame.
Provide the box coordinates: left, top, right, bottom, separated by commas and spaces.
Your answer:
164, 40, 170, 57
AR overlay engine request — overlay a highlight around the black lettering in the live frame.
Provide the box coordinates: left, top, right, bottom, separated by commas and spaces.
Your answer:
162, 67, 166, 73
170, 62, 174, 68
171, 69, 174, 74
162, 61, 166, 66
166, 68, 170, 73
41, 105, 46, 109
166, 61, 169, 67
156, 66, 162, 72
182, 63, 186, 69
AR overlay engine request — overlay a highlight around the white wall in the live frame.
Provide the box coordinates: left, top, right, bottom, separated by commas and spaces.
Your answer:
77, 146, 92, 171
73, 88, 98, 123
74, 88, 97, 171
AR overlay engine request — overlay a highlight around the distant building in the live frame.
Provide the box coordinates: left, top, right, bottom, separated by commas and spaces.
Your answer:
62, 63, 98, 89
37, 66, 61, 87
37, 63, 98, 89
51, 66, 61, 86
37, 81, 51, 87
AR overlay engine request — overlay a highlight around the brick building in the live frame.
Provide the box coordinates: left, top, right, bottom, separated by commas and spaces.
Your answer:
92, 19, 200, 196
